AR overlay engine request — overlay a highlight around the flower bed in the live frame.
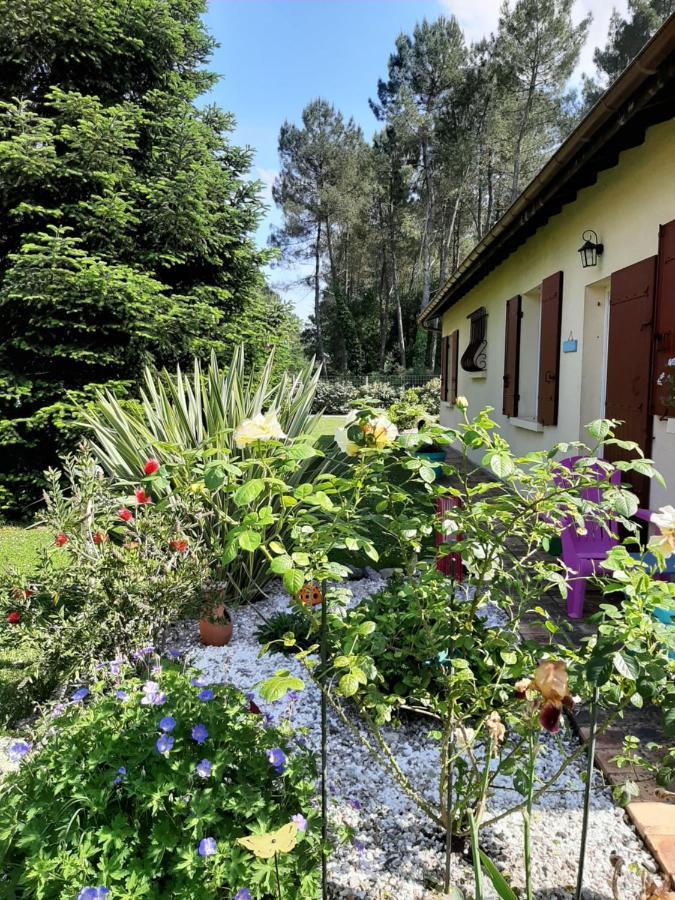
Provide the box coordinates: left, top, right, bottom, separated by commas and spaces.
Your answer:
0, 662, 320, 898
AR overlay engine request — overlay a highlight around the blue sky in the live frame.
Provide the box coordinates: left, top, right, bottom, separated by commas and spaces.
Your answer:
203, 0, 626, 319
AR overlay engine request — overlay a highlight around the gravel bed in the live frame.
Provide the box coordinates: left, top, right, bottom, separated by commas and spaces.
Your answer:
0, 575, 661, 898
170, 576, 660, 900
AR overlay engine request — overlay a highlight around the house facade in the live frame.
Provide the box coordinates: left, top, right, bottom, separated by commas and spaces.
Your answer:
422, 15, 675, 512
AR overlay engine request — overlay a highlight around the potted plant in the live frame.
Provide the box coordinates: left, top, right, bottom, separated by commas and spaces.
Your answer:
198, 587, 233, 646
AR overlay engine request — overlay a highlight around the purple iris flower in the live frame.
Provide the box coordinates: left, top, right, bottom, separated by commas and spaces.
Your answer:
196, 759, 212, 778
71, 688, 89, 703
156, 734, 174, 755
234, 891, 252, 900
159, 716, 176, 733
113, 767, 126, 786
198, 689, 214, 702
192, 724, 208, 745
198, 836, 217, 857
8, 741, 32, 763
77, 889, 110, 900
267, 747, 286, 773
292, 813, 308, 832
115, 690, 128, 701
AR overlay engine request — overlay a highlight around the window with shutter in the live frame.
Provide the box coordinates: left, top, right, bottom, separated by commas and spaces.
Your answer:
537, 271, 564, 426
449, 330, 459, 403
440, 334, 449, 402
503, 295, 521, 417
653, 219, 675, 417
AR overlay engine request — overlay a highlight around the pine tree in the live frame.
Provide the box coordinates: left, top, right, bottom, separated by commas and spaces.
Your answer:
0, 0, 288, 514
583, 0, 674, 106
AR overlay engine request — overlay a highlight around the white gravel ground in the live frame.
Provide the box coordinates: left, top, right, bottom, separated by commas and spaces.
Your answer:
0, 575, 662, 898
175, 576, 661, 900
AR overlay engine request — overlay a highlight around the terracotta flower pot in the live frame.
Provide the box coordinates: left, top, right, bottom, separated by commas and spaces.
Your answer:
199, 604, 233, 646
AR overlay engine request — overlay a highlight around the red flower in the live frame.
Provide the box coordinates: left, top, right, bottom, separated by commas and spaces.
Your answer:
93, 532, 107, 546
247, 698, 262, 716
169, 538, 188, 553
6, 611, 21, 625
144, 458, 160, 476
54, 533, 68, 547
134, 488, 152, 505
11, 587, 31, 601
118, 507, 133, 522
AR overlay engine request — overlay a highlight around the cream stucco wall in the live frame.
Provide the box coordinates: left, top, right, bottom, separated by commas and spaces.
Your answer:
440, 116, 675, 509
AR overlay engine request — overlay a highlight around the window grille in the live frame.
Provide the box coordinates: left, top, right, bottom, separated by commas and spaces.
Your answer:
461, 307, 488, 372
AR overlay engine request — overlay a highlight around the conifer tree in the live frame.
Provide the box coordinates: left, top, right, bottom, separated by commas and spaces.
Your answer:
0, 0, 290, 513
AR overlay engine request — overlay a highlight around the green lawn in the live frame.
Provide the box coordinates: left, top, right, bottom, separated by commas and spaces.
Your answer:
0, 526, 51, 576
310, 414, 346, 439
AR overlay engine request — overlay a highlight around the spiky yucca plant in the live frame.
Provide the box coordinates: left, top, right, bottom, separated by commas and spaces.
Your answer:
81, 346, 323, 603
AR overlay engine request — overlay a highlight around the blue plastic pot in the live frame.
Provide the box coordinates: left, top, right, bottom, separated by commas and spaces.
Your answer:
416, 451, 446, 482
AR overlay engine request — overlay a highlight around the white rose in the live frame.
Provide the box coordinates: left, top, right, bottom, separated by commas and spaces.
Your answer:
648, 504, 675, 558
455, 395, 468, 410
234, 410, 287, 449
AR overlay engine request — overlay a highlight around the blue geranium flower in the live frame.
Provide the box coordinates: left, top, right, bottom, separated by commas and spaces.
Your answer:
198, 836, 217, 857
77, 888, 109, 900
71, 687, 89, 703
292, 813, 308, 832
198, 689, 214, 702
192, 724, 208, 745
267, 747, 286, 773
113, 767, 126, 786
191, 676, 209, 687
159, 716, 176, 733
7, 741, 31, 763
115, 690, 128, 701
234, 890, 252, 900
156, 734, 174, 755
196, 758, 212, 778
166, 648, 182, 660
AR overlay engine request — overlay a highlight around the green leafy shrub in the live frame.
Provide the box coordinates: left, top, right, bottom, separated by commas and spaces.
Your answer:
327, 569, 532, 719
386, 391, 432, 431
0, 454, 207, 727
0, 664, 320, 898
82, 346, 325, 604
256, 607, 318, 654
311, 380, 358, 414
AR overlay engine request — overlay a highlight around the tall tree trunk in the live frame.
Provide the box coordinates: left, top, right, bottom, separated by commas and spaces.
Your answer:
510, 63, 538, 204
314, 220, 324, 363
420, 135, 434, 316
378, 253, 389, 370
325, 219, 347, 372
388, 204, 406, 368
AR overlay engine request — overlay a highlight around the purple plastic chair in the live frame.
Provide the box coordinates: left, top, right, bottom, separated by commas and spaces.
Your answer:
555, 456, 621, 619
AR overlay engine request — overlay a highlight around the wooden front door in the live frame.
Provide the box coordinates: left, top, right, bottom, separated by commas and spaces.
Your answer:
604, 257, 657, 509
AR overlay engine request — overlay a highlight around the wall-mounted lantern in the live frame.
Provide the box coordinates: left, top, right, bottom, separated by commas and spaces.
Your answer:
578, 230, 604, 268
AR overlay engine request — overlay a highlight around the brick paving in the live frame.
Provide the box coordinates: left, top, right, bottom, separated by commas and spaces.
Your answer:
441, 448, 675, 878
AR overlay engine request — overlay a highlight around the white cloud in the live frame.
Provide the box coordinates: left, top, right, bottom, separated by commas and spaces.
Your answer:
439, 0, 630, 79
255, 166, 278, 208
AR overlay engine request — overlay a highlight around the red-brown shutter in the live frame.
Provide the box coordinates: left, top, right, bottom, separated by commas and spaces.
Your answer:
537, 271, 563, 426
605, 256, 657, 511
502, 295, 521, 417
440, 334, 449, 401
449, 329, 459, 403
653, 219, 675, 417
